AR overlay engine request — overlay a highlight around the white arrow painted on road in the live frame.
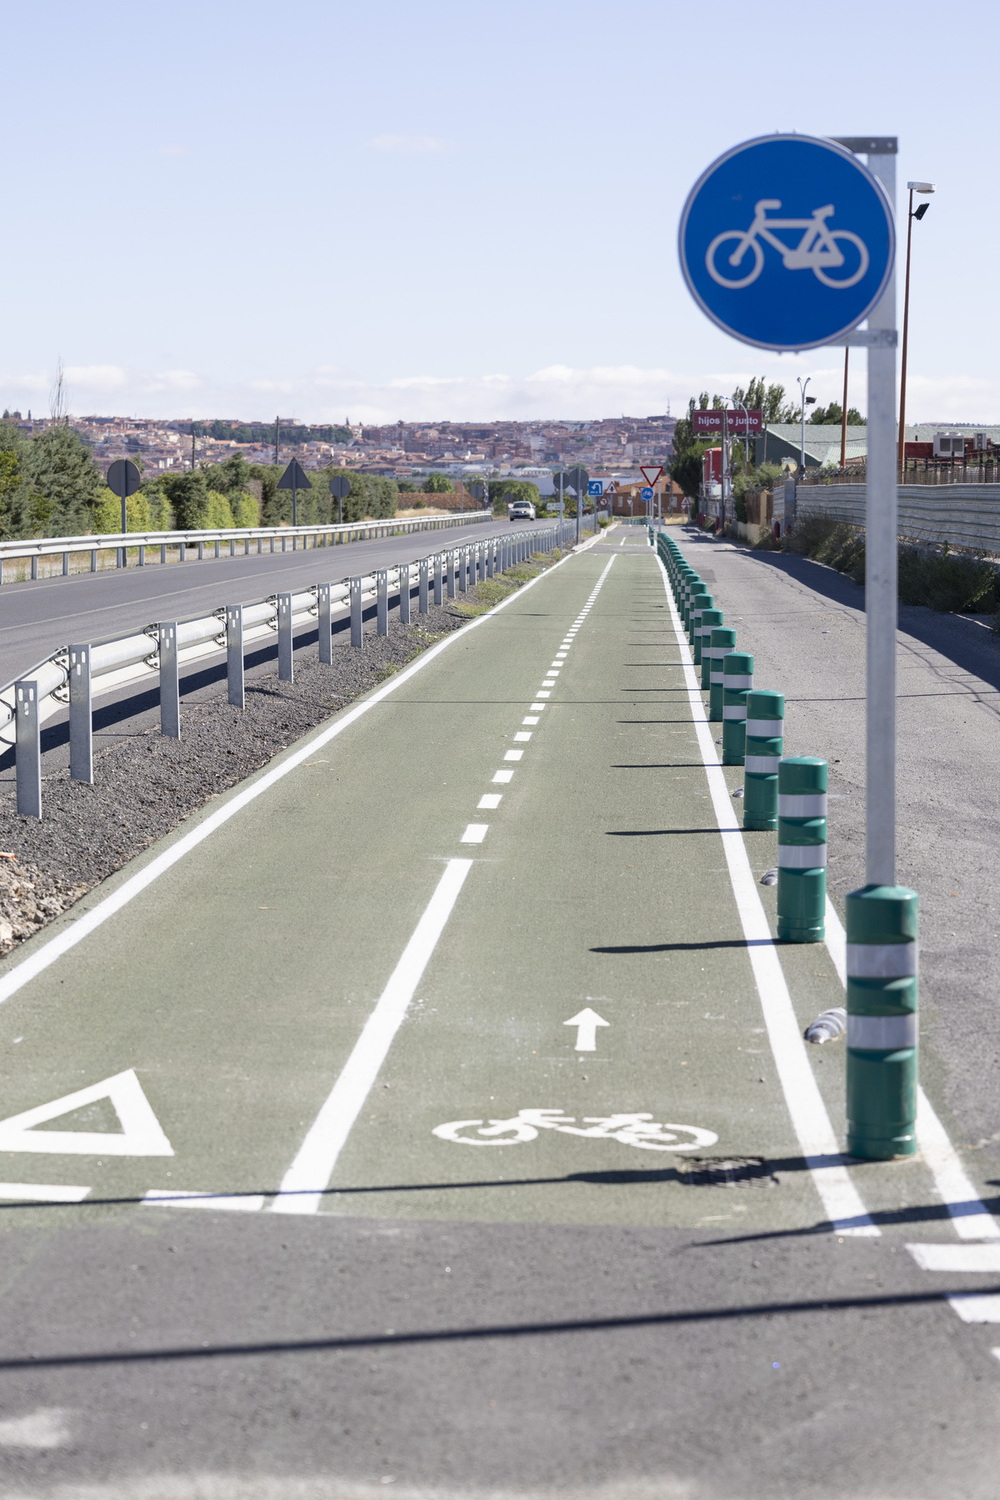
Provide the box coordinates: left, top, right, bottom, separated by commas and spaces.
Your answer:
564, 1008, 610, 1052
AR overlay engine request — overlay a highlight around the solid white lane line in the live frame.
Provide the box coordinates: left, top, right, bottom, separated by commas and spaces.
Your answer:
143, 1190, 264, 1212
823, 902, 1000, 1240
658, 557, 878, 1237
0, 542, 579, 1013
493, 770, 514, 784
274, 858, 474, 1215
0, 1183, 90, 1203
460, 824, 489, 843
478, 794, 502, 810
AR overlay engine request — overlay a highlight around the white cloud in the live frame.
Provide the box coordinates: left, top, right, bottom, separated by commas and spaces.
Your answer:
368, 134, 449, 153
63, 364, 129, 391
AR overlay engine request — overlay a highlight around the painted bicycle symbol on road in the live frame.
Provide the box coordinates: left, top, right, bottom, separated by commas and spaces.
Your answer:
706, 199, 869, 290
432, 1109, 718, 1153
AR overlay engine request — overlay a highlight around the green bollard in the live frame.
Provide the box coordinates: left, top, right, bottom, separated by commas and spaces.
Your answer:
707, 627, 735, 720
688, 582, 710, 646
721, 651, 753, 764
691, 594, 714, 667
680, 568, 697, 622
776, 757, 826, 942
699, 610, 723, 690
743, 690, 784, 831
845, 885, 918, 1160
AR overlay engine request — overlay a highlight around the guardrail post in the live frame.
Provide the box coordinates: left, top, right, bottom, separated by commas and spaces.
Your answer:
376, 570, 389, 634
434, 555, 443, 605
31, 555, 38, 580
198, 542, 204, 561
214, 539, 220, 560
399, 562, 411, 623
159, 623, 180, 737
350, 577, 363, 646
68, 644, 93, 784
91, 549, 98, 572
138, 545, 145, 567
318, 583, 333, 663
458, 549, 468, 594
63, 551, 70, 576
845, 884, 918, 1159
160, 544, 166, 565
226, 605, 245, 708
15, 682, 41, 819
447, 551, 457, 599
180, 542, 187, 563
743, 690, 784, 831
419, 558, 429, 613
278, 593, 293, 680
777, 757, 827, 943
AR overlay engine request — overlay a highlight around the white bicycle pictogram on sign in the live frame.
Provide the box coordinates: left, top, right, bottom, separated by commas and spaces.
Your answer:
432, 1109, 718, 1152
706, 199, 870, 290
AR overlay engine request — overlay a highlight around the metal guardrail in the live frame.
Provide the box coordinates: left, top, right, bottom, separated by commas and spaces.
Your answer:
0, 510, 493, 583
2, 521, 574, 818
795, 483, 1000, 555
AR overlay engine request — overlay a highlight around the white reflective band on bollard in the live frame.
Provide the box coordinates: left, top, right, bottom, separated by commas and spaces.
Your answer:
746, 718, 784, 737
847, 1014, 918, 1050
778, 844, 828, 869
722, 705, 747, 720
847, 942, 919, 978
778, 793, 828, 817
724, 674, 753, 690
745, 754, 780, 773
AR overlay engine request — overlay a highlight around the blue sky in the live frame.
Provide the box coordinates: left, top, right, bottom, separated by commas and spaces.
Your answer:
1, 0, 993, 424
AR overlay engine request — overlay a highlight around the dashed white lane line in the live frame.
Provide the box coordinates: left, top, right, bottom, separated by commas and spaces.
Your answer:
493, 770, 514, 784
535, 690, 551, 699
478, 794, 503, 810
522, 716, 540, 725
514, 732, 532, 742
822, 900, 1000, 1241
461, 824, 489, 844
530, 702, 547, 711
274, 858, 474, 1214
504, 749, 524, 762
0, 1183, 90, 1203
658, 554, 878, 1237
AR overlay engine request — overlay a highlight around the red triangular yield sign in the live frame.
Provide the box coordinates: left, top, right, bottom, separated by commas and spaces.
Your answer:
640, 466, 664, 487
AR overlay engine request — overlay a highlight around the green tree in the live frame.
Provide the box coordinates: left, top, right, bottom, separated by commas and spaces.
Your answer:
424, 472, 455, 493
808, 402, 865, 426
92, 485, 155, 533
162, 471, 211, 529
396, 480, 417, 493
0, 422, 27, 538
490, 479, 540, 515
731, 378, 796, 423
23, 425, 100, 535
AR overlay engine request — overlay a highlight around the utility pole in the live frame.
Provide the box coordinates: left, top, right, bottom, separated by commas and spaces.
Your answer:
274, 415, 280, 467
190, 423, 195, 471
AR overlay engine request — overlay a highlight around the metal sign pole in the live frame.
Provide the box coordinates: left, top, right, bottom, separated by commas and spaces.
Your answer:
863, 145, 898, 887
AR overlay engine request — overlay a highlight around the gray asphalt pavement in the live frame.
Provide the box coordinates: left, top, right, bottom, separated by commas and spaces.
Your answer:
1, 529, 999, 1499
0, 515, 555, 685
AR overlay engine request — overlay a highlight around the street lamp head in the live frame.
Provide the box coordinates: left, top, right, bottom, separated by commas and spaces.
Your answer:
907, 181, 936, 193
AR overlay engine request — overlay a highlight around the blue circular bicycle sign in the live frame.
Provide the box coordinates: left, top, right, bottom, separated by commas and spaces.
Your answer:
679, 134, 895, 352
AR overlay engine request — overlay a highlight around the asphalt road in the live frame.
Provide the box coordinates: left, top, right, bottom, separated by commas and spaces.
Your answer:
0, 514, 557, 686
0, 529, 998, 1499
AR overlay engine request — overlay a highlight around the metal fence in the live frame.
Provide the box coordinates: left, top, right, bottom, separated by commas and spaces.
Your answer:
2, 521, 573, 819
0, 510, 493, 585
794, 483, 1000, 555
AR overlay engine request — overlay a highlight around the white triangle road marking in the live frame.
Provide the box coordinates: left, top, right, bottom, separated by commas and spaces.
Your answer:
0, 1070, 173, 1157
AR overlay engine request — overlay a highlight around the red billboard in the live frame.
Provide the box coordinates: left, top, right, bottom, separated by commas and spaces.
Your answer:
692, 409, 763, 435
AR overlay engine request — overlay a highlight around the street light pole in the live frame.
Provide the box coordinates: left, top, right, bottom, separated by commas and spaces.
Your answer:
897, 180, 935, 478
796, 376, 812, 475
735, 400, 750, 476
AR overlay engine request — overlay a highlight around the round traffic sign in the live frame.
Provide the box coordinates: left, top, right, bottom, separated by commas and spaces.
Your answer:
106, 459, 141, 499
678, 134, 895, 352
329, 475, 351, 499
641, 486, 654, 501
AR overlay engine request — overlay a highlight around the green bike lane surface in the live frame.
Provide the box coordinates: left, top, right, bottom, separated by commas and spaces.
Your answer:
1, 537, 1000, 1498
